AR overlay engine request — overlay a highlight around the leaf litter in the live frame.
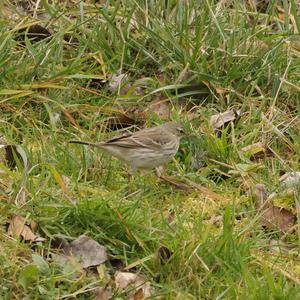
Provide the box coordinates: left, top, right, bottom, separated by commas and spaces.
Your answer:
114, 271, 154, 299
7, 215, 38, 242
52, 235, 108, 269
210, 109, 241, 130
253, 184, 296, 234
51, 235, 154, 298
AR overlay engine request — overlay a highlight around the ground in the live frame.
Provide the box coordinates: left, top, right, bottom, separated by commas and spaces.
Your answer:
0, 1, 300, 299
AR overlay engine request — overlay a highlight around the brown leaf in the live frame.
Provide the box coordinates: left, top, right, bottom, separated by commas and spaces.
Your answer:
147, 100, 171, 120
93, 286, 113, 300
260, 206, 296, 233
210, 109, 241, 130
70, 235, 108, 268
253, 184, 296, 233
133, 288, 144, 300
108, 73, 128, 94
7, 215, 37, 241
52, 235, 108, 268
114, 271, 153, 299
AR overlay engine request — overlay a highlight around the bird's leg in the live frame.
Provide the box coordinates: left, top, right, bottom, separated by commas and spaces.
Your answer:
127, 167, 135, 182
155, 165, 166, 178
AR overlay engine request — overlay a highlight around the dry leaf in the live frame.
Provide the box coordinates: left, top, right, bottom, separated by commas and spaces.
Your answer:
115, 271, 154, 299
133, 288, 144, 300
147, 100, 170, 120
253, 184, 296, 233
210, 109, 241, 130
93, 286, 113, 300
52, 235, 108, 269
70, 235, 108, 268
279, 172, 300, 188
260, 207, 296, 233
108, 73, 128, 94
7, 215, 37, 241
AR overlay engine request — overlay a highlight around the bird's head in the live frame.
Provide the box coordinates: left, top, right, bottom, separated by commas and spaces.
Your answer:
163, 122, 186, 138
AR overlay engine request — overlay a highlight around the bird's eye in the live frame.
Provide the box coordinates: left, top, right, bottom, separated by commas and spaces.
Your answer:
177, 128, 184, 134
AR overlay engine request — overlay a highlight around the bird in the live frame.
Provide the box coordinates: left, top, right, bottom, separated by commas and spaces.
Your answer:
69, 121, 186, 176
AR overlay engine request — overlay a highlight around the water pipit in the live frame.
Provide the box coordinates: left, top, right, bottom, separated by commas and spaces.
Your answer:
69, 121, 185, 176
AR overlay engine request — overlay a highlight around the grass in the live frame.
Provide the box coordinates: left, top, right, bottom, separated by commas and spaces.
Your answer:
1, 0, 300, 298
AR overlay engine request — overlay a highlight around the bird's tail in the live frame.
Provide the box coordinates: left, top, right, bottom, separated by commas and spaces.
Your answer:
69, 140, 103, 148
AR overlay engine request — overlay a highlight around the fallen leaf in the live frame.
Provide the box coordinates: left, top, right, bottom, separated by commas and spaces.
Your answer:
30, 220, 38, 232
215, 86, 228, 94
209, 109, 241, 130
70, 235, 108, 268
48, 165, 67, 193
108, 73, 128, 94
52, 235, 108, 269
253, 184, 296, 233
115, 271, 154, 299
7, 215, 37, 241
133, 288, 144, 300
147, 100, 170, 120
93, 286, 113, 300
261, 207, 296, 233
279, 172, 300, 188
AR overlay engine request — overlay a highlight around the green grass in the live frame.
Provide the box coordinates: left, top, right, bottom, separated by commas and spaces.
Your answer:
1, 0, 300, 298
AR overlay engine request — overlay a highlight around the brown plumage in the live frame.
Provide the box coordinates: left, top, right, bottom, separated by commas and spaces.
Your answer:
70, 122, 185, 173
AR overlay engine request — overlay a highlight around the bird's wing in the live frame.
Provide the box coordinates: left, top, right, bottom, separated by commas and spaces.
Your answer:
103, 130, 170, 150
